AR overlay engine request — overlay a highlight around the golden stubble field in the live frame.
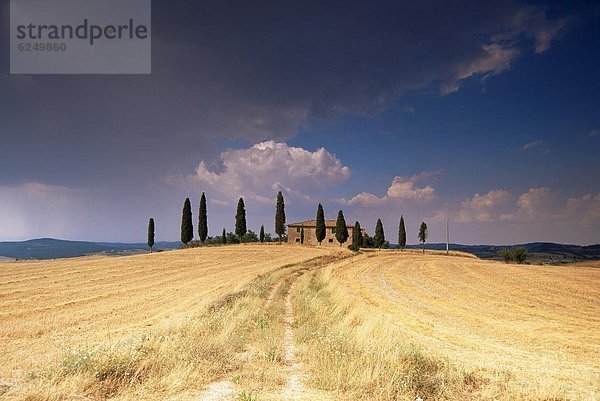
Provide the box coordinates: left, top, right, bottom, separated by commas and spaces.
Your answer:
0, 245, 598, 400
325, 251, 600, 399
0, 245, 332, 384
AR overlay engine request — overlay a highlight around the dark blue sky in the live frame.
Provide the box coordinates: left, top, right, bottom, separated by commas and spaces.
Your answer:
0, 0, 598, 244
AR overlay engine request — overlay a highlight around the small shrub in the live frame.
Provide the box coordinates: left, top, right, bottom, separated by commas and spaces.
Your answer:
498, 247, 528, 264
499, 249, 512, 263
511, 247, 528, 264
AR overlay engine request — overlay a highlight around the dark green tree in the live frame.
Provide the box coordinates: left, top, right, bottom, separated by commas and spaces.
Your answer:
374, 218, 385, 249
226, 231, 240, 244
198, 192, 208, 245
418, 222, 428, 253
512, 247, 528, 264
235, 197, 247, 243
499, 249, 511, 263
222, 228, 227, 245
181, 197, 193, 245
398, 215, 407, 251
275, 191, 286, 243
300, 227, 305, 244
352, 221, 363, 249
335, 210, 349, 247
260, 225, 265, 243
147, 218, 155, 253
242, 230, 259, 243
315, 203, 326, 245
362, 232, 375, 248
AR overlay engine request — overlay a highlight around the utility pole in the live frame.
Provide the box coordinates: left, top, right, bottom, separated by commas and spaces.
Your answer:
446, 218, 449, 255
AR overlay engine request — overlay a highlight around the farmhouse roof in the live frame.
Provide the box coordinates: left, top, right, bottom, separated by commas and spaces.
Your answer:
287, 219, 340, 228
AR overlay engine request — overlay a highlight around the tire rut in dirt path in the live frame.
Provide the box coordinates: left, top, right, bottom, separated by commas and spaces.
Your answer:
264, 280, 282, 309
198, 380, 236, 401
280, 274, 305, 400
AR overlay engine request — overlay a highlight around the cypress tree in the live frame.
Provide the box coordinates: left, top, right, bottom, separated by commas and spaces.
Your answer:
235, 197, 247, 243
198, 192, 208, 245
260, 225, 265, 243
374, 218, 385, 250
222, 228, 227, 244
315, 203, 326, 245
181, 198, 193, 245
275, 191, 286, 243
418, 221, 428, 253
147, 218, 155, 253
352, 221, 363, 248
398, 215, 407, 251
300, 227, 305, 244
335, 210, 349, 247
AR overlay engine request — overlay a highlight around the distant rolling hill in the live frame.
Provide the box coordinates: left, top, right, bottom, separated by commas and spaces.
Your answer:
2, 238, 598, 262
403, 242, 600, 263
0, 238, 180, 260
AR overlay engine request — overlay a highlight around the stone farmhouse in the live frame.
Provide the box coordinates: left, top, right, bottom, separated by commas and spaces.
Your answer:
287, 219, 365, 246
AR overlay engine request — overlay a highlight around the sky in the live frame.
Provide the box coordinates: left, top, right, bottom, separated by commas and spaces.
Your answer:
0, 0, 599, 245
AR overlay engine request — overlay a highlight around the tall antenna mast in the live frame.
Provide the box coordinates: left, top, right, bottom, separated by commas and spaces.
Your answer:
446, 218, 449, 255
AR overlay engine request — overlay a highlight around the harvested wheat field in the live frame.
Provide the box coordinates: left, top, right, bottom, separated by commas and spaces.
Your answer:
0, 244, 334, 397
1, 247, 599, 400
309, 252, 600, 400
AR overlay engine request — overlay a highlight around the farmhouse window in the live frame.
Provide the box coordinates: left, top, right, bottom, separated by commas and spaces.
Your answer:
296, 227, 301, 233
328, 239, 334, 243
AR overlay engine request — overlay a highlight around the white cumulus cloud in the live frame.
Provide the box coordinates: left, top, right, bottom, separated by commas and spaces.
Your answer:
437, 187, 593, 228
456, 189, 513, 223
169, 141, 351, 205
341, 173, 436, 207
515, 187, 559, 218
566, 194, 600, 224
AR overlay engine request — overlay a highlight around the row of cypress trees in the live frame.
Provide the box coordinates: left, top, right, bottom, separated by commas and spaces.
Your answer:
315, 202, 426, 251
146, 191, 428, 252
161, 190, 287, 249
315, 204, 384, 249
375, 216, 428, 251
178, 195, 251, 246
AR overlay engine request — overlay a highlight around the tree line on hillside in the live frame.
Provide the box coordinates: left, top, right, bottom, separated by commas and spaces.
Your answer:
146, 190, 430, 253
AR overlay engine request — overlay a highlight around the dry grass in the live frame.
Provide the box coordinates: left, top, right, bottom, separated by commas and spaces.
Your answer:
0, 245, 334, 399
293, 258, 472, 401
295, 253, 600, 400
2, 246, 598, 400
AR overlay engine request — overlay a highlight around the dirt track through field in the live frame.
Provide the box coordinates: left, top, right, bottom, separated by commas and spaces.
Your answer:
197, 266, 293, 401
197, 254, 347, 401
